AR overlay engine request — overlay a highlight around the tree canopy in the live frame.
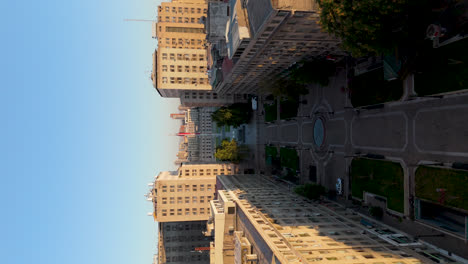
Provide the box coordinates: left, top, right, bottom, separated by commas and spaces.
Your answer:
211, 103, 252, 128
290, 58, 336, 87
317, 0, 409, 56
215, 139, 243, 163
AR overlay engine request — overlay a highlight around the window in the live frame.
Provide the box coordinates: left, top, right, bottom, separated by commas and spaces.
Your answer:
200, 184, 205, 191
170, 77, 175, 84
170, 197, 175, 204
177, 209, 182, 215
200, 196, 205, 203
170, 53, 175, 60
192, 196, 197, 203
162, 185, 167, 192
177, 185, 182, 192
192, 66, 197, 73
162, 198, 167, 204
162, 53, 167, 60
185, 208, 190, 215
162, 77, 168, 84
162, 65, 167, 72
177, 197, 183, 204
185, 197, 190, 203
207, 184, 212, 191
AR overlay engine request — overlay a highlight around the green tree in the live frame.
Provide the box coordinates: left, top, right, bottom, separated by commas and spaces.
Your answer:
294, 183, 326, 200
317, 0, 409, 56
260, 77, 307, 100
290, 59, 336, 86
211, 103, 252, 128
215, 139, 246, 163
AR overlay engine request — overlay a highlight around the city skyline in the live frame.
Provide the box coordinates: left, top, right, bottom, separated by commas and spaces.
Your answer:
3, 0, 468, 264
1, 0, 182, 263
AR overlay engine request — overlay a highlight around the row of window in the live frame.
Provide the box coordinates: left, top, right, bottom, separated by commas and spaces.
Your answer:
166, 254, 208, 263
162, 77, 208, 85
164, 38, 204, 46
164, 222, 204, 231
161, 16, 201, 24
162, 65, 205, 73
184, 91, 220, 100
161, 207, 210, 216
161, 184, 213, 192
161, 53, 205, 61
161, 195, 212, 204
184, 168, 228, 176
164, 6, 207, 14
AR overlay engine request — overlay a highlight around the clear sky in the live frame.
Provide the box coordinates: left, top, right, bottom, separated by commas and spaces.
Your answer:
0, 0, 179, 263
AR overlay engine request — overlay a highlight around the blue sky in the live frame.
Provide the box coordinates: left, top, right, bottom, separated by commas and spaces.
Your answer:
0, 0, 178, 263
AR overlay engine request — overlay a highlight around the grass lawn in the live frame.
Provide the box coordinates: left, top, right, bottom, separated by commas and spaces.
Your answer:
414, 38, 468, 96
350, 68, 403, 107
280, 99, 299, 120
280, 147, 299, 171
415, 166, 468, 211
264, 101, 277, 122
351, 158, 404, 213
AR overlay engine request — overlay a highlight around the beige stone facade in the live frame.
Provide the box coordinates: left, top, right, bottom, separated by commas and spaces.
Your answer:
215, 0, 343, 95
152, 163, 238, 223
209, 174, 461, 264
153, 0, 211, 98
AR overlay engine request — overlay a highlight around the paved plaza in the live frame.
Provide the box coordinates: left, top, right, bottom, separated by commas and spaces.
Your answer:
255, 71, 468, 258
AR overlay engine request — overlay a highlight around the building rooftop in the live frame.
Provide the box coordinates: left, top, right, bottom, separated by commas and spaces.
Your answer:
217, 174, 461, 264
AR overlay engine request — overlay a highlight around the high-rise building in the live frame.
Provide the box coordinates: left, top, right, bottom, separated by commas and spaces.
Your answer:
208, 174, 462, 264
153, 0, 211, 98
179, 90, 247, 108
213, 0, 343, 95
157, 221, 210, 264
151, 163, 238, 223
